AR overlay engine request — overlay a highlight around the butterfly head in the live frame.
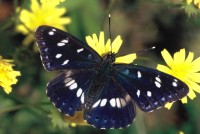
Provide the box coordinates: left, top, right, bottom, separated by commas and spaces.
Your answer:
103, 53, 116, 63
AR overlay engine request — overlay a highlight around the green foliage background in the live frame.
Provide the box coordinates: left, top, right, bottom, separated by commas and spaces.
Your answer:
0, 0, 200, 134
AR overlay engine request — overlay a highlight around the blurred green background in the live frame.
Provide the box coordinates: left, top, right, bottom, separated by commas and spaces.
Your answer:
0, 0, 200, 134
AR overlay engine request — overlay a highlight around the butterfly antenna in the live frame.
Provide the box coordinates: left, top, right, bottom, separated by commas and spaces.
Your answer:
109, 14, 112, 53
136, 46, 156, 55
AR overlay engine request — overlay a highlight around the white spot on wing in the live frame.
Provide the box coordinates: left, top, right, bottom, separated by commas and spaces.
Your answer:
56, 54, 62, 58
147, 91, 152, 97
110, 98, 116, 107
52, 29, 56, 31
77, 48, 84, 53
161, 97, 165, 101
155, 81, 161, 88
155, 76, 161, 83
137, 71, 142, 78
116, 98, 121, 108
100, 99, 107, 107
120, 98, 126, 107
76, 88, 83, 97
57, 42, 65, 46
66, 79, 75, 86
62, 60, 69, 65
137, 90, 140, 97
61, 39, 69, 43
92, 99, 101, 108
48, 31, 54, 35
81, 93, 84, 104
69, 82, 77, 90
172, 81, 178, 87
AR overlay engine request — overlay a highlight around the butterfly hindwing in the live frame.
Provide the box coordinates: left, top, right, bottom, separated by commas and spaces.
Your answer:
84, 78, 136, 129
114, 64, 189, 112
34, 25, 102, 71
46, 69, 96, 116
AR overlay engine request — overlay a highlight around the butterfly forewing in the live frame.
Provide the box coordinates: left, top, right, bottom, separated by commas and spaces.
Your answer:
114, 64, 189, 112
34, 25, 102, 71
84, 78, 135, 129
46, 69, 96, 116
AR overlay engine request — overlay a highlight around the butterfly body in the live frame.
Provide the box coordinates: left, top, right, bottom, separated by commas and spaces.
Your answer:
35, 25, 189, 129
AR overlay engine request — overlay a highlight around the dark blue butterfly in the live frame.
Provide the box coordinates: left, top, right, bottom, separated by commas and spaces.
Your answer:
34, 25, 189, 129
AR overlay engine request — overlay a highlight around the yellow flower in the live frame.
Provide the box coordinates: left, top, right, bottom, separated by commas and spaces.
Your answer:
64, 111, 89, 127
0, 56, 21, 94
157, 49, 200, 109
86, 31, 136, 64
48, 109, 88, 128
187, 0, 200, 9
16, 0, 71, 45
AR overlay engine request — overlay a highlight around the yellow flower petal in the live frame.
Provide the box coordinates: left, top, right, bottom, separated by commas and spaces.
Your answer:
185, 52, 194, 64
181, 96, 187, 103
188, 80, 200, 93
112, 35, 122, 54
99, 32, 104, 47
86, 36, 96, 50
187, 0, 192, 4
191, 57, 200, 72
161, 49, 174, 68
157, 64, 172, 75
115, 53, 136, 64
31, 0, 40, 12
174, 49, 185, 65
105, 39, 111, 53
187, 86, 196, 99
99, 32, 105, 54
187, 73, 200, 83
92, 33, 98, 44
165, 102, 174, 109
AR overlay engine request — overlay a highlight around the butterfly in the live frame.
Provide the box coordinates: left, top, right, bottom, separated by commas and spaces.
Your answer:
34, 25, 189, 129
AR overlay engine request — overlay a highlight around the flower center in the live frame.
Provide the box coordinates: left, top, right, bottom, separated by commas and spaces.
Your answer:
172, 62, 192, 80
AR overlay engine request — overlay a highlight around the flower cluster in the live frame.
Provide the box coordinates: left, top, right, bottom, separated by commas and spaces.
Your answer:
0, 56, 21, 94
16, 0, 71, 45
